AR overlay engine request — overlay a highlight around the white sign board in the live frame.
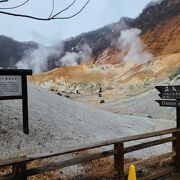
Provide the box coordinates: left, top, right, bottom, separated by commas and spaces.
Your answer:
0, 76, 22, 97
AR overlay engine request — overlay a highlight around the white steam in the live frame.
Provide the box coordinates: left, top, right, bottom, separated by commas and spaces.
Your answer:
117, 28, 153, 62
57, 44, 92, 67
16, 45, 61, 73
16, 43, 92, 73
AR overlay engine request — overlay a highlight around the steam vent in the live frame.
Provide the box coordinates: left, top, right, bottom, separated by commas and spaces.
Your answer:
0, 0, 180, 179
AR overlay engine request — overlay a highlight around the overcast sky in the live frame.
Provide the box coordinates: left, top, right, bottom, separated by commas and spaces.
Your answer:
0, 0, 153, 45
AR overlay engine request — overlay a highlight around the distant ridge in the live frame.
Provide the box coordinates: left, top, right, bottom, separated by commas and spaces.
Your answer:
0, 0, 179, 70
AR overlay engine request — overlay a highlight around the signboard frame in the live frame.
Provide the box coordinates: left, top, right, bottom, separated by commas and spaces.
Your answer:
155, 100, 180, 107
155, 85, 180, 128
0, 69, 32, 134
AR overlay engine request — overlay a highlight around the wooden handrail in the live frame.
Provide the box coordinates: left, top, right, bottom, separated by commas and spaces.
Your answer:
27, 149, 116, 177
1, 152, 175, 180
124, 136, 176, 153
0, 128, 178, 168
0, 128, 179, 180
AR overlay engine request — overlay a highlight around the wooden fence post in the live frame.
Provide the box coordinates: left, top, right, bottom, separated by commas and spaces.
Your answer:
173, 101, 180, 172
12, 163, 27, 180
175, 132, 180, 172
114, 143, 124, 180
173, 131, 180, 173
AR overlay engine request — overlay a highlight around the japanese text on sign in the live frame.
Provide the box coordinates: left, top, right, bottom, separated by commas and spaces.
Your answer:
0, 76, 22, 97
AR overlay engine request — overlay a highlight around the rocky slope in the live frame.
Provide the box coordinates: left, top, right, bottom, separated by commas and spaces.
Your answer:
0, 83, 175, 160
0, 35, 38, 68
29, 51, 180, 121
0, 0, 179, 69
89, 0, 180, 65
29, 0, 180, 122
29, 53, 180, 98
63, 0, 180, 65
1, 1, 180, 178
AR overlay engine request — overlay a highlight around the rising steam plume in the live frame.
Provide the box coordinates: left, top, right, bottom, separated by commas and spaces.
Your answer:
16, 45, 60, 73
117, 28, 153, 62
16, 43, 92, 73
16, 26, 152, 73
56, 44, 92, 67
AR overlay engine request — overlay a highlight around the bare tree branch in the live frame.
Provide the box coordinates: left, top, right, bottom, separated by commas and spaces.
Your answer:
0, 0, 8, 3
54, 0, 91, 20
0, 0, 91, 21
0, 0, 30, 10
48, 0, 54, 19
52, 0, 77, 18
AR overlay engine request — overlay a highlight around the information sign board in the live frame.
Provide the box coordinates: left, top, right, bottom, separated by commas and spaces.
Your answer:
0, 69, 32, 134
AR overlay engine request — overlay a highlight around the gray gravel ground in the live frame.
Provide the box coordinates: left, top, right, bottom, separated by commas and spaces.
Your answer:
100, 89, 176, 120
0, 83, 175, 160
100, 79, 180, 120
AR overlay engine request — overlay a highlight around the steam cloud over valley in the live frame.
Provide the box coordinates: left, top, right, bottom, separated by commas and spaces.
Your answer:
116, 28, 153, 62
16, 43, 92, 73
56, 44, 92, 67
16, 46, 60, 73
16, 27, 152, 73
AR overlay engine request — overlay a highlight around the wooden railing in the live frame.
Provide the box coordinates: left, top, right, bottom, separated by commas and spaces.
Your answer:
0, 128, 180, 180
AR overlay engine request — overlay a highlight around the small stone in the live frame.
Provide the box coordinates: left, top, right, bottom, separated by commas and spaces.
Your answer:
65, 95, 70, 98
57, 92, 62, 96
100, 99, 105, 104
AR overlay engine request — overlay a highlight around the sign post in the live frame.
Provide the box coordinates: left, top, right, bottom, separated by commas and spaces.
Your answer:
155, 85, 180, 128
156, 85, 180, 173
177, 105, 180, 129
0, 69, 32, 135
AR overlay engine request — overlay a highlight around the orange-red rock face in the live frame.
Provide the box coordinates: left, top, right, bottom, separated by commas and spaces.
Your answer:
143, 15, 180, 56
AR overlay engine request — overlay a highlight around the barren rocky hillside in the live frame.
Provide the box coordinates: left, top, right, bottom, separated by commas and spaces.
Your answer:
87, 0, 180, 65
29, 0, 180, 110
0, 0, 179, 69
0, 83, 176, 178
1, 1, 180, 178
29, 53, 180, 104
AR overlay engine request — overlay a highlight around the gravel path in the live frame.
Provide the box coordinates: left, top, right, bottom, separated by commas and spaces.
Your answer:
100, 79, 180, 120
100, 89, 176, 120
0, 83, 175, 160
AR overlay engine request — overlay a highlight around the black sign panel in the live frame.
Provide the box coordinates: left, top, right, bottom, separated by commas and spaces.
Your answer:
156, 86, 180, 99
0, 69, 32, 135
155, 85, 180, 128
155, 86, 180, 93
156, 100, 180, 107
158, 93, 180, 100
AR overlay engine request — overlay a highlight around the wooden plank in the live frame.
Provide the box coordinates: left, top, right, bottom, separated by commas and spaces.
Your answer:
0, 96, 22, 100
0, 173, 14, 180
125, 152, 175, 170
174, 132, 180, 172
114, 143, 124, 180
0, 128, 179, 167
1, 152, 175, 180
0, 69, 32, 75
0, 156, 27, 167
139, 167, 176, 180
12, 163, 27, 180
27, 149, 116, 177
25, 128, 180, 159
21, 75, 29, 135
124, 136, 176, 153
